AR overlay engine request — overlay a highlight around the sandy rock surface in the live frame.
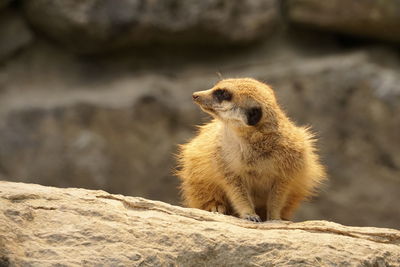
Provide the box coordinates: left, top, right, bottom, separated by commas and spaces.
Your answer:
0, 181, 399, 266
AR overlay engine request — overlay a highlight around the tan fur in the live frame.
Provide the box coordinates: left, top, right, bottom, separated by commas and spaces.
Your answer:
176, 78, 326, 221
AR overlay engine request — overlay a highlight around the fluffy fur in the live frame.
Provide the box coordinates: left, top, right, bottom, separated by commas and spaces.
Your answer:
176, 78, 326, 222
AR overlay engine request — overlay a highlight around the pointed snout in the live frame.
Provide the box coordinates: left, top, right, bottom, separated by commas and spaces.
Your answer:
192, 93, 200, 101
192, 90, 214, 109
191, 90, 216, 114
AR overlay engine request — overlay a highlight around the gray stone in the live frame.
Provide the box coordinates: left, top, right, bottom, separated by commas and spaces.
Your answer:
1, 181, 399, 266
22, 0, 281, 53
0, 10, 33, 61
287, 0, 400, 42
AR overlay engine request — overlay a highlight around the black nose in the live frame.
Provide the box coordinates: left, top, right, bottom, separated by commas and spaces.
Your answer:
192, 94, 199, 100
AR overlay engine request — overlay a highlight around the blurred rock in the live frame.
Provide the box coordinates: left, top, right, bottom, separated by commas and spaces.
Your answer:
0, 0, 10, 10
0, 9, 33, 61
263, 52, 400, 229
22, 0, 280, 53
287, 0, 400, 42
1, 181, 400, 266
0, 42, 399, 229
0, 87, 195, 204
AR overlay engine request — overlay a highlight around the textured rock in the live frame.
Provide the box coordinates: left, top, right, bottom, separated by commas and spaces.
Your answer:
0, 9, 33, 61
287, 0, 400, 42
1, 44, 400, 229
0, 181, 399, 266
0, 84, 194, 204
22, 0, 280, 53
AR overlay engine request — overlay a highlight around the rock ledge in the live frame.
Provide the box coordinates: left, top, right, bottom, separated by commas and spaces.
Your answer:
0, 181, 399, 266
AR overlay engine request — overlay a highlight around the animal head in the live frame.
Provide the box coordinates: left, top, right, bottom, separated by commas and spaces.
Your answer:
192, 78, 280, 128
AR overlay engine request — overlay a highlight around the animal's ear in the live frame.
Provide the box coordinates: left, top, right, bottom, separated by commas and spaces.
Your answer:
246, 107, 262, 126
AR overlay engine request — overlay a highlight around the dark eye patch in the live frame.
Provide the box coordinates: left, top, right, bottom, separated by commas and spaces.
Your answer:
246, 107, 262, 126
213, 89, 232, 102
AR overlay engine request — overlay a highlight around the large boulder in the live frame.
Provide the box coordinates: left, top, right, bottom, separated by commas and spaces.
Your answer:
287, 0, 400, 42
1, 181, 399, 266
0, 9, 33, 61
22, 0, 281, 53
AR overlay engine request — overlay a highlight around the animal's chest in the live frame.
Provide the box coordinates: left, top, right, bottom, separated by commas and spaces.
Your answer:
221, 141, 278, 179
221, 138, 287, 202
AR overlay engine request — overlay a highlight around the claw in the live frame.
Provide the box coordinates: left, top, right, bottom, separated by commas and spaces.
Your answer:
208, 204, 227, 215
244, 214, 262, 223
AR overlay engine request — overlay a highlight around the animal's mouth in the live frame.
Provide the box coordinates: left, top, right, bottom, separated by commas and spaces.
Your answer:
192, 93, 229, 115
199, 104, 231, 115
201, 106, 215, 113
193, 98, 215, 113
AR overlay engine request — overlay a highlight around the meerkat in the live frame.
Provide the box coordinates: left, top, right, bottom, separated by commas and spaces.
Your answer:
176, 78, 326, 222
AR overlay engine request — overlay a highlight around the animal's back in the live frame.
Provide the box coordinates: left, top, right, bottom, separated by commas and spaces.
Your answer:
279, 126, 326, 219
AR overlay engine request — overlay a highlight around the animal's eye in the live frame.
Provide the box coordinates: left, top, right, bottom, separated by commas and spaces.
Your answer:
213, 89, 232, 102
246, 107, 262, 126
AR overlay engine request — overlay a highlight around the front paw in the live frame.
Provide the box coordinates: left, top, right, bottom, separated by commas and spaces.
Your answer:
243, 214, 262, 223
211, 205, 227, 214
205, 202, 227, 214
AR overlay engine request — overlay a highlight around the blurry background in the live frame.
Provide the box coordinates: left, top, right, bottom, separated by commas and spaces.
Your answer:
0, 0, 399, 229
